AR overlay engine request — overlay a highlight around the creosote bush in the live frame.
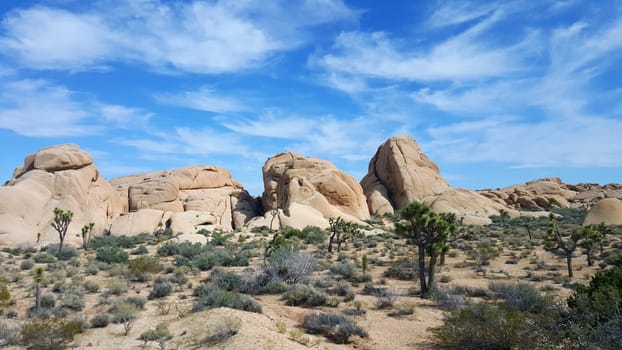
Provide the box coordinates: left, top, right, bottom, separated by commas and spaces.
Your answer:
282, 284, 328, 308
193, 283, 261, 313
95, 246, 129, 264
303, 312, 368, 344
20, 316, 83, 350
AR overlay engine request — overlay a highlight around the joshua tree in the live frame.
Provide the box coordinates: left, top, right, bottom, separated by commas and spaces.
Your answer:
580, 224, 606, 267
81, 222, 95, 251
545, 214, 581, 277
327, 217, 359, 253
50, 208, 73, 256
396, 202, 458, 297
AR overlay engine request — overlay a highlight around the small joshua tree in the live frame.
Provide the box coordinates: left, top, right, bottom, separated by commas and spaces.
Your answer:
545, 214, 581, 278
81, 222, 95, 251
51, 208, 73, 256
33, 267, 44, 315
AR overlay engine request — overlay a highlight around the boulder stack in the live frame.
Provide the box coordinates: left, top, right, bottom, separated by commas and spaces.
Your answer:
255, 152, 369, 229
0, 144, 124, 246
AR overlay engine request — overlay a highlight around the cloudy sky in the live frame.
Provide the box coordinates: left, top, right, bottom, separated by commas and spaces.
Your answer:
1, 0, 621, 195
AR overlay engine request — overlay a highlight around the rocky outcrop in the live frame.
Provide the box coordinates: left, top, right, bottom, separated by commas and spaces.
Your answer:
584, 198, 622, 225
479, 178, 577, 210
361, 136, 451, 215
0, 144, 124, 246
260, 152, 369, 229
361, 136, 507, 225
110, 166, 259, 232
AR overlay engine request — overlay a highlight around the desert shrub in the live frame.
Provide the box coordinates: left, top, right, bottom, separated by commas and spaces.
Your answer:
384, 260, 417, 280
303, 312, 368, 344
157, 241, 202, 259
90, 234, 151, 250
388, 302, 415, 317
61, 291, 85, 311
565, 266, 622, 348
265, 248, 317, 284
46, 244, 78, 261
195, 316, 241, 347
0, 320, 20, 347
434, 302, 553, 350
110, 301, 139, 335
193, 284, 261, 313
82, 280, 99, 293
40, 293, 56, 309
138, 322, 172, 349
467, 239, 502, 266
33, 252, 56, 263
106, 279, 129, 296
20, 316, 82, 350
124, 296, 147, 310
328, 280, 355, 302
211, 269, 243, 292
131, 245, 149, 255
148, 278, 173, 299
128, 255, 162, 281
282, 284, 328, 307
20, 259, 34, 270
330, 261, 358, 280
210, 232, 231, 246
90, 313, 110, 328
301, 226, 328, 245
488, 282, 553, 313
431, 289, 466, 311
95, 246, 129, 264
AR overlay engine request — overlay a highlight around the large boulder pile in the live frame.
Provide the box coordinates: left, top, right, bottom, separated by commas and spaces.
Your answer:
361, 136, 509, 224
110, 166, 259, 234
478, 178, 578, 210
584, 198, 622, 225
253, 152, 369, 229
0, 144, 125, 246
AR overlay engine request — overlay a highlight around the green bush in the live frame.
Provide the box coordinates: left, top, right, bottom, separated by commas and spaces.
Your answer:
282, 284, 328, 307
20, 259, 34, 270
488, 282, 553, 313
128, 255, 162, 281
46, 244, 78, 261
95, 246, 129, 264
301, 226, 327, 244
61, 291, 85, 311
303, 312, 368, 344
33, 252, 56, 263
90, 234, 151, 250
193, 284, 261, 313
435, 302, 552, 350
90, 314, 109, 328
20, 316, 82, 350
384, 260, 417, 280
148, 278, 173, 299
211, 269, 243, 292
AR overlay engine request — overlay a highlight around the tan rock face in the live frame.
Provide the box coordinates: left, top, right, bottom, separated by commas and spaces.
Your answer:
361, 136, 511, 224
110, 166, 259, 232
584, 198, 622, 225
0, 145, 124, 247
261, 152, 369, 229
361, 136, 451, 215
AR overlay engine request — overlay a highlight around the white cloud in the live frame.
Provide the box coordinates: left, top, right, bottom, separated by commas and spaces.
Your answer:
0, 79, 150, 137
426, 1, 497, 28
155, 87, 243, 113
425, 115, 622, 168
0, 0, 358, 74
222, 113, 317, 139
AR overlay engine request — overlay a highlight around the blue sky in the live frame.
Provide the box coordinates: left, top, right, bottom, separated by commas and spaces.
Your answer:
0, 0, 621, 196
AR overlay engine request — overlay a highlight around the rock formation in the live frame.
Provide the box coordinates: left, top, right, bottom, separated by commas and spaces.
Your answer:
256, 152, 369, 229
0, 144, 124, 246
361, 136, 508, 225
584, 198, 622, 225
110, 166, 259, 233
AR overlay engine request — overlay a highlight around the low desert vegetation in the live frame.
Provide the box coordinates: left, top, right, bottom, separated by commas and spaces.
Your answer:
0, 205, 619, 349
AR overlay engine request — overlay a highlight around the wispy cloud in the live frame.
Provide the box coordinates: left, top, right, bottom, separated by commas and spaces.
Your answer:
0, 0, 358, 74
155, 87, 244, 113
0, 79, 150, 137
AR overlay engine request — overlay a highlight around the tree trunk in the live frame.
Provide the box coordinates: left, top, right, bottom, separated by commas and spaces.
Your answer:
566, 254, 574, 278
440, 250, 446, 266
587, 251, 593, 267
417, 244, 427, 296
526, 226, 532, 241
57, 238, 64, 256
35, 283, 40, 314
426, 253, 438, 297
328, 233, 335, 253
